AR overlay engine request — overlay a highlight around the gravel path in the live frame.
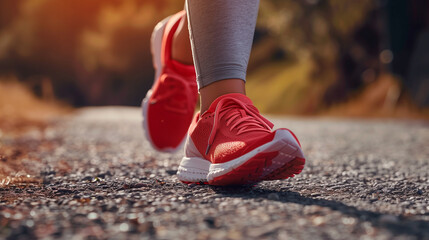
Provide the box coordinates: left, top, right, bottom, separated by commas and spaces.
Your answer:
1, 107, 428, 240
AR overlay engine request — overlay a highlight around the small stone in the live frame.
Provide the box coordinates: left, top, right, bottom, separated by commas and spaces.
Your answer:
166, 170, 177, 175
55, 189, 74, 195
132, 183, 148, 189
119, 223, 130, 232
82, 176, 93, 181
96, 195, 105, 200
204, 217, 217, 228
342, 217, 356, 225
97, 171, 112, 178
312, 216, 325, 226
127, 213, 137, 220
379, 214, 399, 224
87, 212, 98, 220
25, 220, 34, 228
267, 193, 280, 201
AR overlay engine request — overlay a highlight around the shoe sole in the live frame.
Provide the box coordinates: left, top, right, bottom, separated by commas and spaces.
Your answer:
141, 16, 186, 153
211, 154, 305, 186
177, 129, 305, 185
177, 156, 211, 184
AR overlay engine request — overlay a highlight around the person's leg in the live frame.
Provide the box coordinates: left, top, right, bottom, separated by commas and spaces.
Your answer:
171, 14, 193, 65
185, 0, 259, 113
177, 0, 305, 185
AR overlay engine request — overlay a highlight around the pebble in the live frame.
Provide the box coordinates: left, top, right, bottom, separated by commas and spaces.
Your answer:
379, 215, 399, 224
267, 193, 280, 201
87, 212, 98, 220
119, 223, 130, 232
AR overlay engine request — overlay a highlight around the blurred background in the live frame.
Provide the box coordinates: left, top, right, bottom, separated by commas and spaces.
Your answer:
0, 0, 428, 131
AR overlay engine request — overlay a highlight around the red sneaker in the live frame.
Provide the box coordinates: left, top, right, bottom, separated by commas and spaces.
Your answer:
177, 93, 305, 185
142, 11, 198, 152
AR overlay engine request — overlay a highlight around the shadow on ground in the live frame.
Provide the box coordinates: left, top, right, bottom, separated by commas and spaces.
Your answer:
207, 185, 429, 238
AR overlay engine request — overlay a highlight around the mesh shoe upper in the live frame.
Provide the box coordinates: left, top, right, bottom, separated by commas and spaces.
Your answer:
188, 93, 277, 164
144, 11, 198, 151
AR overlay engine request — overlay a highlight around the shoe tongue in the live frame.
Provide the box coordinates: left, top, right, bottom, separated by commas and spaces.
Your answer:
207, 93, 253, 112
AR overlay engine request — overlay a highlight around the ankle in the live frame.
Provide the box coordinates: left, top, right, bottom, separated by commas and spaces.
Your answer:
171, 14, 193, 65
199, 79, 246, 113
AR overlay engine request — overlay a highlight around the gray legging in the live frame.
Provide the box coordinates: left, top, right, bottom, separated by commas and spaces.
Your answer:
185, 0, 260, 89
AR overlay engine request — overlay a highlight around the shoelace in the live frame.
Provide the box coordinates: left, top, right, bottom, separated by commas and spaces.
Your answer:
205, 97, 274, 155
150, 73, 197, 114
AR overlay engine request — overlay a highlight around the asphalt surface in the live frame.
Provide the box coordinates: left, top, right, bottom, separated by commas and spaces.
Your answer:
1, 107, 429, 240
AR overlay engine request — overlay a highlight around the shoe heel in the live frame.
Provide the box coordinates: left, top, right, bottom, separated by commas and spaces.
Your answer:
177, 157, 210, 183
151, 16, 170, 82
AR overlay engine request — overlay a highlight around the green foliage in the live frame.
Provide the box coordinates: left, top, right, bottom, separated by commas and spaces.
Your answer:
258, 0, 375, 65
247, 0, 378, 114
0, 0, 379, 110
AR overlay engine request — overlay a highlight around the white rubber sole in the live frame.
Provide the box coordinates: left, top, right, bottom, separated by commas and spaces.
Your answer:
177, 157, 211, 183
141, 17, 186, 153
177, 129, 305, 183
